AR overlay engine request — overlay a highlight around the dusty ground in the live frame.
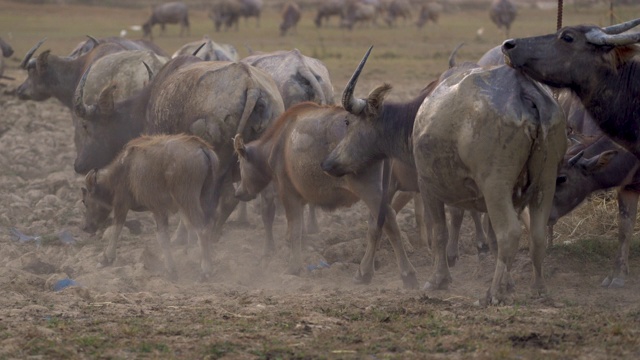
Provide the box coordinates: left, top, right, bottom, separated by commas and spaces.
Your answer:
1, 1, 640, 359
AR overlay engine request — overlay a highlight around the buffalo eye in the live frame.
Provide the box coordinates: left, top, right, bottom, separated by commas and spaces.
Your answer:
344, 118, 350, 126
556, 175, 567, 185
560, 32, 574, 43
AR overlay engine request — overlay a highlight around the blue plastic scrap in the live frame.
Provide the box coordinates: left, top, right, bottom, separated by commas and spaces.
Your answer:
306, 260, 330, 271
53, 278, 79, 292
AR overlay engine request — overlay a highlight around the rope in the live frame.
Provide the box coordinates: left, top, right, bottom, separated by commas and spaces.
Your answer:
556, 0, 564, 31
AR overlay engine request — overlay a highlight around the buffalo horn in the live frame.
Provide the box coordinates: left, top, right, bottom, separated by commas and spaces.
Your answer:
342, 45, 373, 114
448, 43, 465, 69
86, 35, 100, 47
142, 62, 153, 81
586, 18, 640, 46
192, 42, 206, 57
567, 150, 584, 167
20, 38, 47, 69
73, 65, 96, 118
602, 18, 640, 35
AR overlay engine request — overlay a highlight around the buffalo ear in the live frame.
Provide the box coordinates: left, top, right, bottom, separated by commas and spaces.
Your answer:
85, 169, 98, 193
97, 84, 117, 115
581, 150, 618, 173
233, 134, 247, 158
365, 83, 392, 118
36, 50, 50, 73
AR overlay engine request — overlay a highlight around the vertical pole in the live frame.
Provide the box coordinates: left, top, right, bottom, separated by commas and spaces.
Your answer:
556, 0, 564, 31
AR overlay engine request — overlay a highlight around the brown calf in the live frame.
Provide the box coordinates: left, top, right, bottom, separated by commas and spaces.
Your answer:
82, 134, 219, 280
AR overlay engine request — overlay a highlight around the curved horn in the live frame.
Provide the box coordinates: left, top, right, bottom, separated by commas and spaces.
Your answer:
73, 65, 96, 118
192, 42, 206, 56
342, 45, 373, 114
585, 28, 640, 46
448, 43, 465, 69
567, 150, 584, 167
602, 18, 640, 35
86, 35, 100, 47
142, 61, 153, 81
20, 38, 47, 69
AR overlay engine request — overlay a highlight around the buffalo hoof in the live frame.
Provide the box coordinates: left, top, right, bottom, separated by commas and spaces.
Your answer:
447, 254, 458, 268
477, 288, 513, 307
602, 276, 625, 288
422, 273, 451, 291
401, 272, 419, 289
99, 253, 114, 267
477, 243, 490, 255
124, 220, 143, 235
353, 268, 373, 285
286, 264, 302, 276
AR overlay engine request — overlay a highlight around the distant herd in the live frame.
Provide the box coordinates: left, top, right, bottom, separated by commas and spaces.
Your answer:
137, 0, 516, 37
5, 0, 640, 306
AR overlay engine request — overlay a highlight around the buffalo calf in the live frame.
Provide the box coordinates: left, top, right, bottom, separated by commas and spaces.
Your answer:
82, 134, 219, 280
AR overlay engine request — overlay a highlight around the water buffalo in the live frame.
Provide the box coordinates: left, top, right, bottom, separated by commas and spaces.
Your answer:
314, 0, 345, 27
73, 55, 285, 249
241, 49, 335, 109
323, 50, 567, 305
82, 134, 219, 280
238, 0, 264, 27
416, 3, 441, 29
233, 111, 418, 288
549, 136, 638, 289
0, 37, 13, 80
142, 1, 190, 39
280, 2, 301, 36
171, 36, 239, 61
503, 18, 640, 160
68, 36, 168, 59
384, 0, 412, 27
489, 0, 516, 38
209, 0, 243, 32
341, 1, 377, 30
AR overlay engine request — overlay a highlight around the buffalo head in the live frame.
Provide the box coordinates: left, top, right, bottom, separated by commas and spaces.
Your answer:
16, 38, 55, 101
81, 169, 113, 233
502, 18, 640, 90
233, 134, 270, 201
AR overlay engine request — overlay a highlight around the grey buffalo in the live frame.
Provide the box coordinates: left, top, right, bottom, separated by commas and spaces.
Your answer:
142, 1, 190, 39
314, 0, 345, 27
171, 36, 239, 61
489, 0, 516, 38
323, 50, 566, 305
68, 36, 168, 59
73, 55, 284, 249
241, 49, 335, 109
416, 3, 441, 29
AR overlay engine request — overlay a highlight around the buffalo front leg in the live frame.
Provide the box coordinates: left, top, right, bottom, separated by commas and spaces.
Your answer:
305, 205, 320, 234
602, 189, 638, 288
350, 176, 418, 288
212, 177, 239, 243
153, 212, 178, 281
470, 210, 489, 256
260, 187, 276, 257
101, 205, 128, 267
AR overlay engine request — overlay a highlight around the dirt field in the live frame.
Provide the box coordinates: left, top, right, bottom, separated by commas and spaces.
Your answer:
1, 1, 640, 358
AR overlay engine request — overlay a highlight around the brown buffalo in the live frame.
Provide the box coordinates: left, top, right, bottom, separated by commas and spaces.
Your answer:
323, 51, 566, 305
489, 0, 516, 38
82, 134, 219, 280
280, 2, 301, 36
142, 1, 190, 39
209, 0, 243, 32
314, 0, 345, 27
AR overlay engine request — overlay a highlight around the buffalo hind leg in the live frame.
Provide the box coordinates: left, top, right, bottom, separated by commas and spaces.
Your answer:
602, 189, 638, 288
152, 212, 178, 281
446, 206, 463, 267
420, 188, 452, 291
101, 204, 128, 267
281, 193, 304, 275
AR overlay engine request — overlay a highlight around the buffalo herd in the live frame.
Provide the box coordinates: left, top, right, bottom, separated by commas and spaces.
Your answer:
8, 0, 640, 305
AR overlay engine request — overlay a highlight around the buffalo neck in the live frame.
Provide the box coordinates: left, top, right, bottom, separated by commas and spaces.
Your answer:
574, 60, 640, 156
377, 88, 429, 166
585, 136, 639, 190
50, 57, 86, 109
